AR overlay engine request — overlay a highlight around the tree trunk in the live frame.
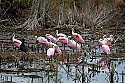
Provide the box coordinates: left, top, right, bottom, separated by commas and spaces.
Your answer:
18, 0, 46, 30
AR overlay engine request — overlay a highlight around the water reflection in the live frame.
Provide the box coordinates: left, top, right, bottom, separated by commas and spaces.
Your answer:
0, 58, 125, 83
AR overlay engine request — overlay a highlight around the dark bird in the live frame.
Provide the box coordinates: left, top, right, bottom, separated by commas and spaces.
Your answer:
19, 38, 28, 53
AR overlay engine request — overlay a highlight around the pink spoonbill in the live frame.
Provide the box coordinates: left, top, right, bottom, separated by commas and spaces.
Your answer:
45, 34, 57, 43
101, 44, 110, 54
54, 44, 62, 54
47, 44, 61, 58
48, 39, 62, 54
47, 45, 56, 57
12, 34, 22, 48
68, 39, 81, 50
71, 28, 84, 44
57, 36, 68, 44
57, 36, 68, 51
47, 44, 60, 70
98, 35, 114, 46
35, 36, 49, 46
98, 35, 111, 54
35, 36, 50, 53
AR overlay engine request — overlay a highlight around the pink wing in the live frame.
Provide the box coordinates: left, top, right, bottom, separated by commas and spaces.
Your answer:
72, 33, 84, 43
68, 40, 81, 50
107, 41, 111, 46
13, 39, 22, 48
98, 40, 105, 46
38, 37, 49, 46
102, 45, 110, 54
58, 37, 68, 44
77, 34, 84, 43
98, 39, 111, 46
58, 33, 67, 37
46, 35, 57, 43
55, 46, 62, 54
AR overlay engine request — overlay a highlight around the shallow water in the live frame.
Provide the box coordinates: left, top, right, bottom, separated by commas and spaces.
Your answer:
0, 53, 125, 83
0, 30, 125, 83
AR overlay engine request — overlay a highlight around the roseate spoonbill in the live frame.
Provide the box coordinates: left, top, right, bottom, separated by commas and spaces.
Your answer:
47, 46, 55, 57
106, 35, 114, 42
101, 44, 110, 54
12, 34, 22, 48
98, 38, 108, 46
45, 34, 57, 43
71, 28, 84, 44
57, 36, 68, 44
57, 36, 68, 51
98, 35, 114, 46
48, 39, 62, 54
56, 30, 67, 37
47, 44, 60, 70
47, 44, 57, 57
35, 36, 49, 46
35, 36, 50, 53
54, 44, 62, 54
68, 39, 81, 50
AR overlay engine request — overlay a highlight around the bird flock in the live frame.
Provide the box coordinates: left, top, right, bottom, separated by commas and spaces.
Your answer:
12, 28, 114, 56
12, 28, 114, 72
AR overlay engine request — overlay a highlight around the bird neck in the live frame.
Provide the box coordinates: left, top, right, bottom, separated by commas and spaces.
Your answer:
56, 30, 58, 35
72, 28, 74, 34
12, 34, 15, 40
110, 35, 114, 41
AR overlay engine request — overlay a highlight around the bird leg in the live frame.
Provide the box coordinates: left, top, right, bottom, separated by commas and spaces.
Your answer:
50, 55, 53, 70
63, 44, 66, 52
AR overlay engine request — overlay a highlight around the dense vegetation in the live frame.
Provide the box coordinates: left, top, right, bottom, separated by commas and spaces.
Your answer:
0, 0, 125, 30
